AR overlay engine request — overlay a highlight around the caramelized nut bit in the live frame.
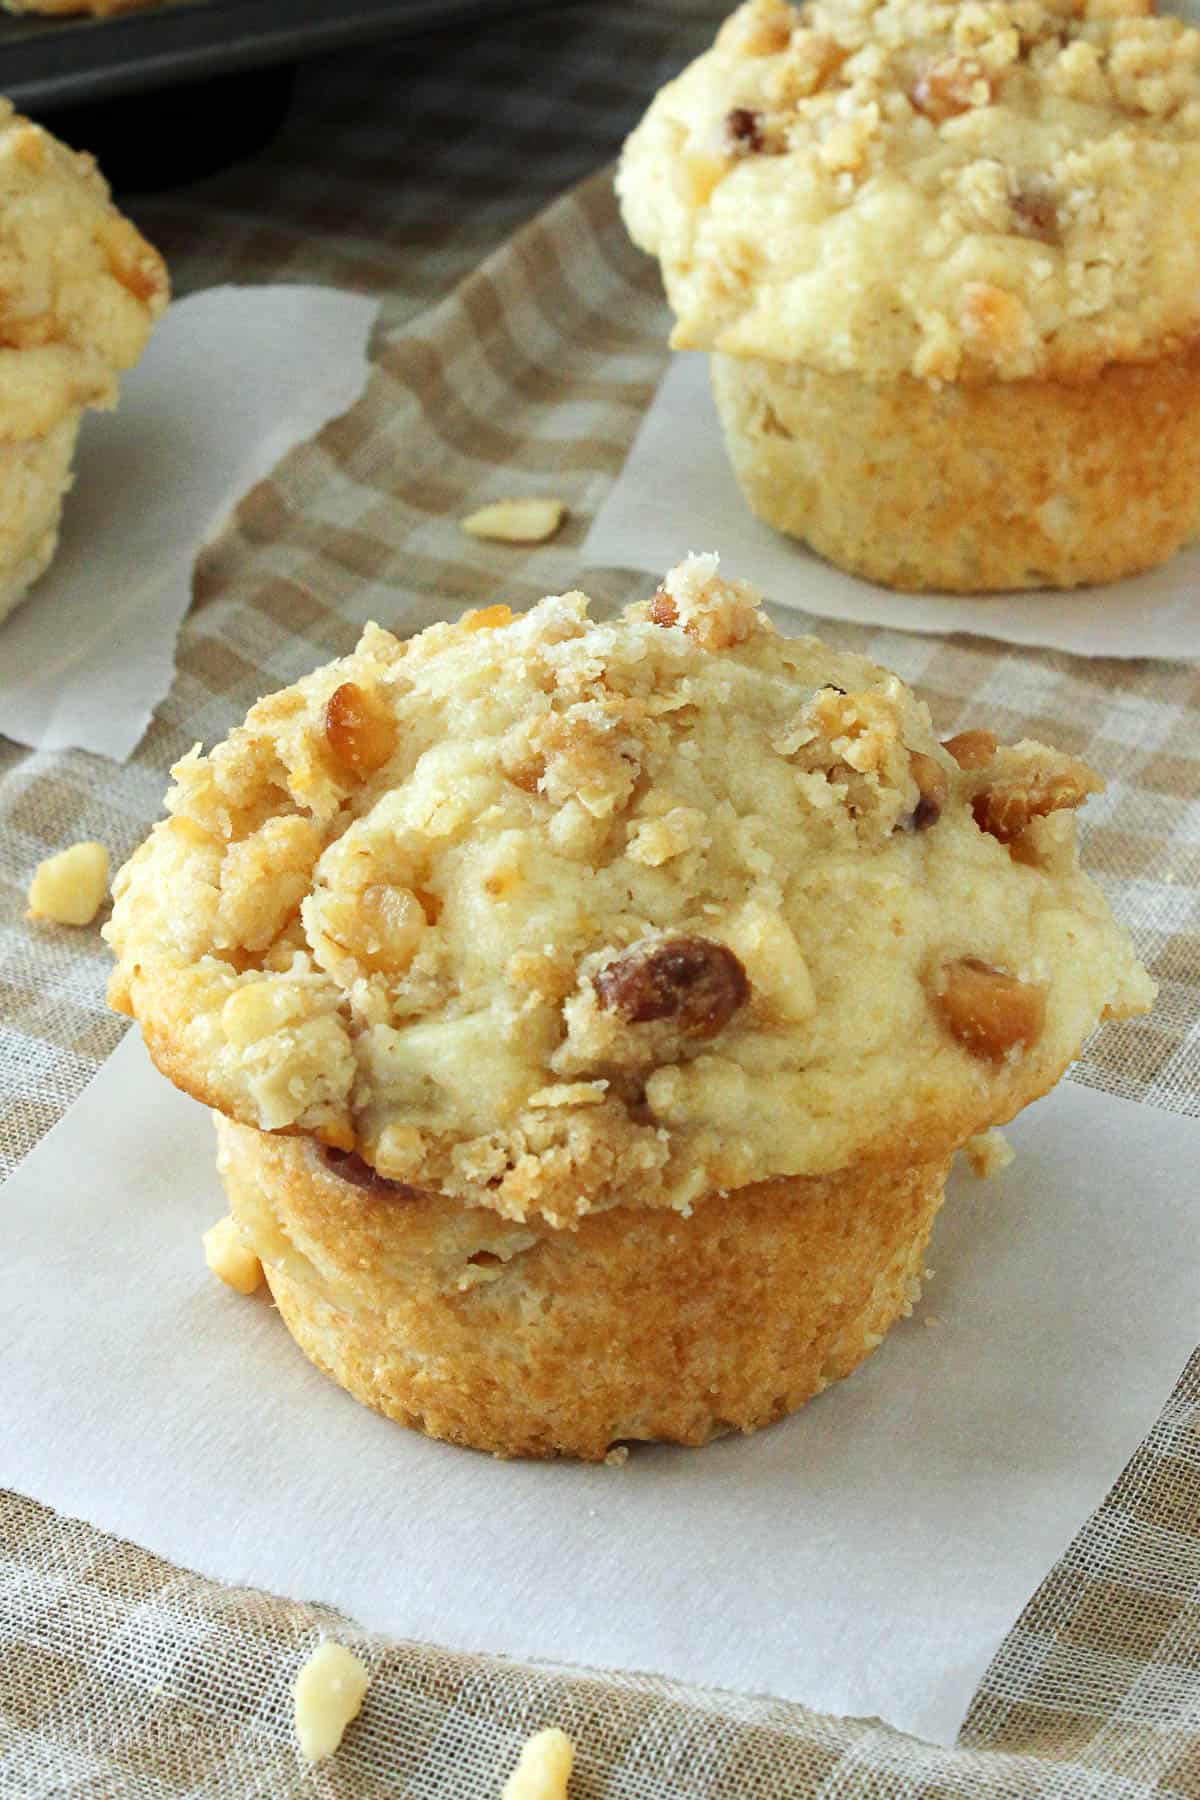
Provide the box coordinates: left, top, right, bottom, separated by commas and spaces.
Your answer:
323, 681, 398, 779
595, 936, 749, 1038
911, 56, 994, 121
460, 603, 514, 632
973, 753, 1103, 843
943, 729, 999, 770
506, 754, 546, 794
929, 956, 1046, 1061
1012, 185, 1060, 244
649, 585, 679, 627
908, 751, 949, 831
319, 1145, 417, 1197
727, 106, 766, 152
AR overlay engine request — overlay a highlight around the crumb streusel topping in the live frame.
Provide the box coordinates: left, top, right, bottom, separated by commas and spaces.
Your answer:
617, 0, 1200, 381
106, 556, 1152, 1224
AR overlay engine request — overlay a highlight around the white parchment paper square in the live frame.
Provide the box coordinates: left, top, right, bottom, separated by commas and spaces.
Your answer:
2, 1034, 1196, 1745
582, 354, 1200, 662
0, 286, 379, 762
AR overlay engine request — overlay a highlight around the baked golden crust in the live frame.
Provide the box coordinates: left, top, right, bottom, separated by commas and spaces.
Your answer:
618, 0, 1200, 385
106, 562, 1153, 1222
216, 1113, 952, 1460
710, 340, 1200, 590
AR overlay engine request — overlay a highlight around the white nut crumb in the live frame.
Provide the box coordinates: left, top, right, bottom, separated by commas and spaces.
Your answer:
923, 1315, 942, 1330
27, 841, 109, 926
501, 1727, 575, 1800
603, 1446, 630, 1468
293, 1641, 369, 1763
461, 498, 566, 544
965, 1129, 1015, 1179
202, 1215, 264, 1296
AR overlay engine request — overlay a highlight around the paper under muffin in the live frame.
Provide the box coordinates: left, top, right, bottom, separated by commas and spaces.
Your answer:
0, 100, 168, 626
106, 556, 1153, 1458
618, 0, 1200, 593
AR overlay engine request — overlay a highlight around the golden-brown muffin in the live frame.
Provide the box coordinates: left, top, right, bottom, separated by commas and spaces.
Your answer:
618, 0, 1200, 592
107, 557, 1153, 1455
0, 101, 168, 624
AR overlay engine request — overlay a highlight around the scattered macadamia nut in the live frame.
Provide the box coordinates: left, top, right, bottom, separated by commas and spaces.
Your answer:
501, 1728, 575, 1800
293, 1641, 369, 1763
461, 498, 566, 544
964, 1129, 1015, 1179
202, 1215, 264, 1295
27, 840, 109, 926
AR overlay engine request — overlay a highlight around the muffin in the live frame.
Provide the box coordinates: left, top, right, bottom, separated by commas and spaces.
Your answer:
617, 0, 1200, 593
106, 556, 1153, 1458
0, 101, 168, 626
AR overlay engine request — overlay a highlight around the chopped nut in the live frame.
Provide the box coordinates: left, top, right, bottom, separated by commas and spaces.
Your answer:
1011, 184, 1060, 244
323, 681, 398, 780
27, 840, 109, 927
461, 498, 566, 545
943, 729, 998, 770
202, 1215, 264, 1295
911, 56, 993, 121
928, 957, 1046, 1061
293, 1641, 369, 1763
604, 1445, 630, 1467
722, 902, 815, 1022
908, 751, 948, 831
649, 585, 679, 627
965, 1128, 1015, 1178
595, 936, 749, 1038
316, 882, 427, 974
501, 1728, 575, 1800
973, 746, 1103, 843
319, 1146, 415, 1194
461, 603, 515, 633
726, 106, 766, 152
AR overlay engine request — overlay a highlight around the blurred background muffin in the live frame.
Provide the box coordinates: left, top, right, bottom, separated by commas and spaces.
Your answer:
619, 0, 1200, 593
0, 97, 166, 626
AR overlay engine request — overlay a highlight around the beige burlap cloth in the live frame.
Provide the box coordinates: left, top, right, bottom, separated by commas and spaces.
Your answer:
2, 3, 1199, 1792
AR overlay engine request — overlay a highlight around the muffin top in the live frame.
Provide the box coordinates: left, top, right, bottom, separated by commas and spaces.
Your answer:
107, 556, 1152, 1225
0, 101, 169, 437
617, 0, 1200, 382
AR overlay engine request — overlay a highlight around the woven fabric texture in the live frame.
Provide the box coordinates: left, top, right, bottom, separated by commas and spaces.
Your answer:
2, 3, 1199, 1793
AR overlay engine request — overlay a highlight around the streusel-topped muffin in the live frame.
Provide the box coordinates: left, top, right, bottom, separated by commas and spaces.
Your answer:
107, 557, 1152, 1456
619, 0, 1200, 591
0, 101, 167, 625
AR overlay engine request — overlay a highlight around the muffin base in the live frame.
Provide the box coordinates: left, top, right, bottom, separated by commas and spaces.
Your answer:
0, 412, 82, 628
711, 345, 1200, 593
216, 1114, 950, 1461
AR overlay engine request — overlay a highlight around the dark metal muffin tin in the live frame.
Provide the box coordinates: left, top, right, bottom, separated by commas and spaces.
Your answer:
4, 0, 518, 109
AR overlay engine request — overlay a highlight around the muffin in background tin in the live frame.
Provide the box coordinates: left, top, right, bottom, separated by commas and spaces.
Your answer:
106, 557, 1152, 1457
0, 100, 167, 625
618, 0, 1200, 593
